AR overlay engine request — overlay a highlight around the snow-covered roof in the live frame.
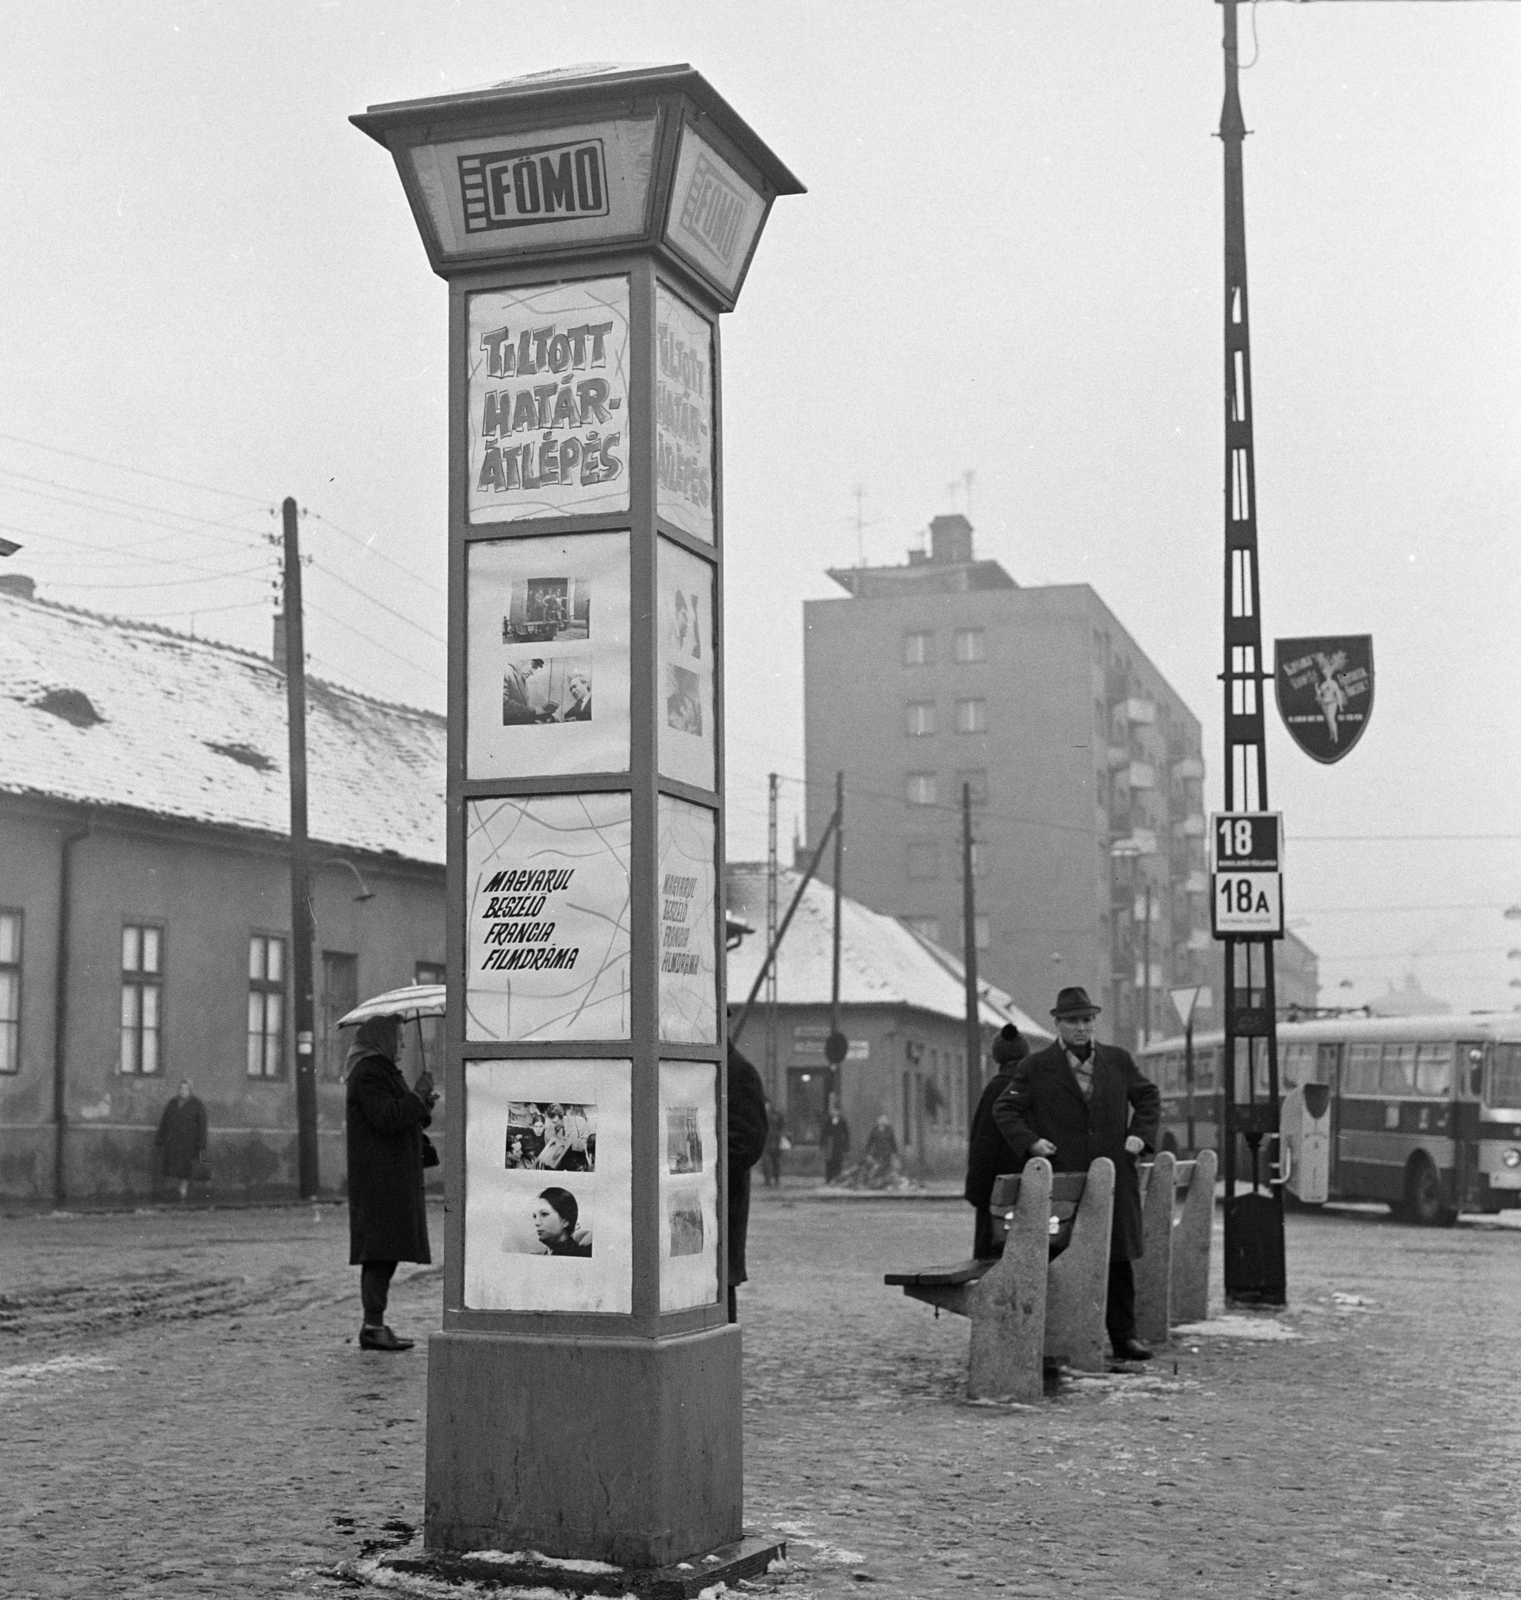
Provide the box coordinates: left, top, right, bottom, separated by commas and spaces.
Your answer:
727, 864, 1051, 1039
0, 590, 445, 865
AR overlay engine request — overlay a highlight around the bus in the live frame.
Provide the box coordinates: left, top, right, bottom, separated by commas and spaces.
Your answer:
1137, 1013, 1521, 1226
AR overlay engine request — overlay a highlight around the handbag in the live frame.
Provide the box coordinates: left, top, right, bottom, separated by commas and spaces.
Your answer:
420, 1132, 440, 1169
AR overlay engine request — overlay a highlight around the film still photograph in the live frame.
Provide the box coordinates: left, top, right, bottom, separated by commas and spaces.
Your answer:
502, 656, 592, 724
666, 1104, 703, 1174
668, 588, 702, 659
666, 1191, 704, 1258
504, 575, 590, 644
503, 1101, 596, 1171
666, 663, 702, 736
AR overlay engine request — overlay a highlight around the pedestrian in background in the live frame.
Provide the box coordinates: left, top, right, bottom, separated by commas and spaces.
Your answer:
154, 1079, 207, 1202
820, 1099, 851, 1184
965, 1023, 1029, 1258
344, 1014, 434, 1352
761, 1102, 787, 1188
726, 1033, 770, 1322
993, 987, 1160, 1362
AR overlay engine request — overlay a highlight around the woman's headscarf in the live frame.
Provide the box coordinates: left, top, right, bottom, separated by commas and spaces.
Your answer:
344, 1013, 401, 1077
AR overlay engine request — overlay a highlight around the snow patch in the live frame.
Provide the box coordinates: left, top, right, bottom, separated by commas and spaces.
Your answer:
465, 1550, 623, 1575
0, 1354, 118, 1391
1172, 1315, 1300, 1341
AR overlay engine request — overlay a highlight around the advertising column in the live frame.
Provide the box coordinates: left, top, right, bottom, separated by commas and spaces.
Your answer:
353, 67, 801, 1569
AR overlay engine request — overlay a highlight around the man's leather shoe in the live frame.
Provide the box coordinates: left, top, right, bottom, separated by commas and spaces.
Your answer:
359, 1325, 414, 1352
1112, 1339, 1153, 1361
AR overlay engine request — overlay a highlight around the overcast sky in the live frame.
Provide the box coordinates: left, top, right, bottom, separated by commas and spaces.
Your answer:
3, 2, 1518, 1014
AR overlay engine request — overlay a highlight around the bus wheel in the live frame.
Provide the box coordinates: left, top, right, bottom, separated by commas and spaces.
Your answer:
1404, 1155, 1456, 1227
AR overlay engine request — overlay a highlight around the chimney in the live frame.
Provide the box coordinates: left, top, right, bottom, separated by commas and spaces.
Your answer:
272, 612, 287, 668
928, 514, 973, 565
0, 573, 37, 601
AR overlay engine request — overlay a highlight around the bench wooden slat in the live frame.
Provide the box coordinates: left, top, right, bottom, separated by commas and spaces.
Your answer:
988, 1170, 1089, 1209
884, 1259, 989, 1289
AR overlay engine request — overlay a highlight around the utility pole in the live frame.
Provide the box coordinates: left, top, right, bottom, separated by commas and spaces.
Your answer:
281, 497, 319, 1199
1140, 879, 1152, 1048
961, 781, 982, 1126
765, 774, 779, 1101
827, 771, 845, 1096
1219, 0, 1284, 1304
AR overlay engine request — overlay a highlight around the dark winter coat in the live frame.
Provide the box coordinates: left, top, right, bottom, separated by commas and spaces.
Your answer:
726, 1042, 770, 1288
345, 1016, 433, 1266
155, 1094, 207, 1180
991, 1040, 1160, 1261
964, 1066, 1022, 1210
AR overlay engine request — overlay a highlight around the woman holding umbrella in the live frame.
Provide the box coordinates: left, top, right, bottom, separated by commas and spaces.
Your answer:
344, 1013, 436, 1352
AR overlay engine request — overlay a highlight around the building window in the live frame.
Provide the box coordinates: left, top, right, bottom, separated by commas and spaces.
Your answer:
972, 916, 991, 951
0, 910, 20, 1075
955, 698, 987, 734
904, 700, 936, 737
901, 915, 941, 944
906, 841, 939, 880
322, 950, 358, 1080
120, 924, 164, 1076
414, 962, 446, 1075
968, 840, 988, 878
902, 630, 934, 666
247, 934, 287, 1079
905, 771, 938, 806
955, 768, 989, 806
953, 628, 986, 664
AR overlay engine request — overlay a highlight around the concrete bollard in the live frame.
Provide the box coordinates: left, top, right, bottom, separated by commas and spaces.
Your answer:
1170, 1148, 1217, 1326
1134, 1152, 1178, 1346
967, 1158, 1052, 1403
1043, 1158, 1114, 1372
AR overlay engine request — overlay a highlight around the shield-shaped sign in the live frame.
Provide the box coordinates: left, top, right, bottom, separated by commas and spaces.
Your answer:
1274, 636, 1374, 764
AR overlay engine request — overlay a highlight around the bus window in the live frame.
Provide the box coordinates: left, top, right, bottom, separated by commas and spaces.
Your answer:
1194, 1046, 1218, 1091
1381, 1042, 1416, 1095
1346, 1043, 1381, 1095
1282, 1043, 1315, 1090
1491, 1044, 1521, 1110
1414, 1042, 1453, 1097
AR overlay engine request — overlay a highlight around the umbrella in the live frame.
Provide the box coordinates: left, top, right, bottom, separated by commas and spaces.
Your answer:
336, 983, 445, 1027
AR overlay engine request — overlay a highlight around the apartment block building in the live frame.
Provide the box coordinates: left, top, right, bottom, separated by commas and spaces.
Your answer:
803, 515, 1217, 1049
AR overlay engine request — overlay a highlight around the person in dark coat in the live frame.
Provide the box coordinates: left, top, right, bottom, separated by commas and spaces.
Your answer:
820, 1101, 851, 1183
726, 1035, 770, 1322
993, 986, 1161, 1362
345, 1014, 434, 1352
761, 1104, 787, 1188
154, 1080, 208, 1201
965, 1024, 1030, 1258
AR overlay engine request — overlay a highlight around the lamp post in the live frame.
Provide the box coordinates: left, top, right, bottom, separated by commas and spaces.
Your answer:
353, 66, 801, 1568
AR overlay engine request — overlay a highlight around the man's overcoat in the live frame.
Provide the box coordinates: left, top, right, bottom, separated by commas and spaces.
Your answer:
991, 1041, 1160, 1261
345, 1019, 432, 1266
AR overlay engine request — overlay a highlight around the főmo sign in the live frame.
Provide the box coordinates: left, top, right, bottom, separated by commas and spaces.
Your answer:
460, 139, 609, 232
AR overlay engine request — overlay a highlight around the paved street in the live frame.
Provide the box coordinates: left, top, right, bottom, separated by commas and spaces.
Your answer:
3, 1193, 1519, 1599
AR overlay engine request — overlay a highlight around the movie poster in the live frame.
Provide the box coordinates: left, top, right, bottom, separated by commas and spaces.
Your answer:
659, 1059, 720, 1312
466, 532, 630, 778
655, 284, 715, 544
466, 277, 631, 523
657, 538, 717, 791
658, 796, 718, 1044
463, 1057, 633, 1313
465, 793, 632, 1043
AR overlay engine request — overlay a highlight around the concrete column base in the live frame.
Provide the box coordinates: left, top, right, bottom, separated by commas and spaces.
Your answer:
425, 1323, 743, 1567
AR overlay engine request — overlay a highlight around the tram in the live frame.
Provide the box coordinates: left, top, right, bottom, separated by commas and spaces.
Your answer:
1136, 1012, 1521, 1225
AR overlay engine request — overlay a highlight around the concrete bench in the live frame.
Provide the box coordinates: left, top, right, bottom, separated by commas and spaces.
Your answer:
885, 1157, 1115, 1402
1133, 1148, 1217, 1339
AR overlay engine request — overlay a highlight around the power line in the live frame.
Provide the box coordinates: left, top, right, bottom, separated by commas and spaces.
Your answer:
1295, 902, 1509, 916
0, 431, 273, 506
308, 559, 447, 647
39, 562, 268, 593
306, 510, 445, 599
304, 598, 446, 685
0, 476, 267, 550
1293, 833, 1521, 844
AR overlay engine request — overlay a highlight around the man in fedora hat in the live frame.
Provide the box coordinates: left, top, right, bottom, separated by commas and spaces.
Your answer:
992, 986, 1160, 1361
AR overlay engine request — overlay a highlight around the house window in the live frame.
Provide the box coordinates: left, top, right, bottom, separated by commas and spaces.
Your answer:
247, 934, 287, 1079
120, 923, 164, 1076
955, 698, 987, 734
322, 951, 358, 1080
906, 841, 939, 880
902, 630, 934, 666
0, 910, 20, 1074
955, 768, 989, 806
901, 915, 941, 943
905, 771, 937, 806
904, 700, 936, 737
953, 628, 986, 664
414, 962, 446, 1075
973, 916, 991, 951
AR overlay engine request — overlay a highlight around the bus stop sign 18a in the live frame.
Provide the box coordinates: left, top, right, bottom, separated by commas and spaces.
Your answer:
1211, 811, 1284, 938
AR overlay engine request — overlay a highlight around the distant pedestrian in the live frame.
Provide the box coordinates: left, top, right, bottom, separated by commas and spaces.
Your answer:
993, 987, 1160, 1362
726, 1035, 770, 1322
965, 1024, 1029, 1258
762, 1103, 787, 1188
154, 1080, 207, 1201
862, 1114, 900, 1182
820, 1100, 851, 1184
344, 1014, 434, 1353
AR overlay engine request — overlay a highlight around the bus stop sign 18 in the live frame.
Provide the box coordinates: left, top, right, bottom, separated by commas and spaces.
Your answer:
1211, 811, 1284, 938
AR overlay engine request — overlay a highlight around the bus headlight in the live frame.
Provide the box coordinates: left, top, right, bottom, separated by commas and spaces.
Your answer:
1502, 1148, 1521, 1169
